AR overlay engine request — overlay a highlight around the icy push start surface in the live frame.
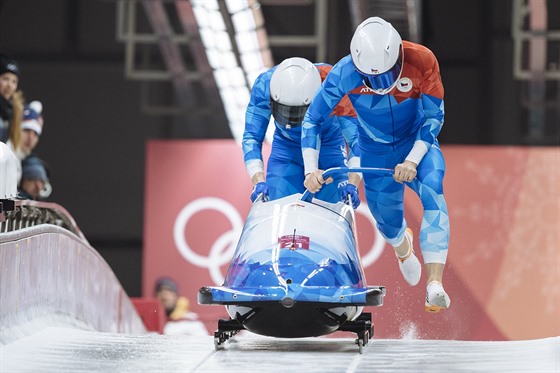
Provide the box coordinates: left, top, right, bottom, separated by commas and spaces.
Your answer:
1, 328, 559, 372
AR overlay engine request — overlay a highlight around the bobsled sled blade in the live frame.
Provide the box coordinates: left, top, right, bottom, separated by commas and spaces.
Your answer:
214, 319, 244, 350
339, 311, 373, 352
198, 286, 213, 304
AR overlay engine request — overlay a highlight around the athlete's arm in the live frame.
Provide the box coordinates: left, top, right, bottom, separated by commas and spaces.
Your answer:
334, 97, 362, 185
301, 63, 347, 176
405, 48, 445, 166
242, 72, 272, 185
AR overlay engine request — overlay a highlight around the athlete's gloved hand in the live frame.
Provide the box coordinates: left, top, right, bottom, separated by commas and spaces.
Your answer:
250, 182, 269, 202
339, 183, 360, 209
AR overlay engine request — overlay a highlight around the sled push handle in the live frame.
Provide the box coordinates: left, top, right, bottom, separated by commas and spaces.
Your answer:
300, 167, 394, 203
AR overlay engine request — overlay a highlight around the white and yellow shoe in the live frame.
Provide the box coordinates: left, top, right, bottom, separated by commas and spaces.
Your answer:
425, 280, 451, 313
396, 228, 421, 286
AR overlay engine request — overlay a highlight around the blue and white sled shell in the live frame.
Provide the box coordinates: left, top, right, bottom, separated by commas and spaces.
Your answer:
198, 194, 384, 307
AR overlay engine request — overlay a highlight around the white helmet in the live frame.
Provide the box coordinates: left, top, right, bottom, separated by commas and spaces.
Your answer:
270, 57, 321, 128
350, 17, 403, 94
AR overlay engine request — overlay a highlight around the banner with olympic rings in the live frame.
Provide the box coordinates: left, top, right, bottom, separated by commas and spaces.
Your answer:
143, 140, 559, 341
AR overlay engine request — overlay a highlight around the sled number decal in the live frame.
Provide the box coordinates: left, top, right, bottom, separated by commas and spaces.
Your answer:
278, 234, 310, 250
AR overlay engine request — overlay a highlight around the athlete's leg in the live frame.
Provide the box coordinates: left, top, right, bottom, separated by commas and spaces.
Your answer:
408, 142, 451, 311
408, 143, 449, 267
363, 173, 406, 242
361, 141, 422, 285
360, 143, 408, 242
362, 172, 421, 286
266, 138, 305, 200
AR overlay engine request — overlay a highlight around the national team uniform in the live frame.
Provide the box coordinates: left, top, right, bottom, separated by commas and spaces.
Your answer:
243, 63, 359, 203
302, 41, 449, 264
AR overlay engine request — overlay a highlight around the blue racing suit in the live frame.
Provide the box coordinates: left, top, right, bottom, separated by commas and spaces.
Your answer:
302, 41, 449, 264
243, 63, 360, 203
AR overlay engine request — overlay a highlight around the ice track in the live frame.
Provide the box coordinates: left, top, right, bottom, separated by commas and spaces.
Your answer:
1, 328, 558, 372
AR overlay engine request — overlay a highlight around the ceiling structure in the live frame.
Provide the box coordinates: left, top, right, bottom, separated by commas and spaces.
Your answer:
115, 0, 422, 142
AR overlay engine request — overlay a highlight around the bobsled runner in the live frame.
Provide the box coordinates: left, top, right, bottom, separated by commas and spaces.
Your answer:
198, 167, 392, 353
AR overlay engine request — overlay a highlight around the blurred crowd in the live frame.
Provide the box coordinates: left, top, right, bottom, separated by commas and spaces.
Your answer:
0, 53, 52, 201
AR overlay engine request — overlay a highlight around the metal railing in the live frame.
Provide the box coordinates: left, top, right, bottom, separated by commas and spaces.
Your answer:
0, 199, 86, 242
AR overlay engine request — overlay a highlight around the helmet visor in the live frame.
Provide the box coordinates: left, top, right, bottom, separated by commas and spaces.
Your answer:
360, 47, 404, 94
270, 100, 309, 128
367, 62, 401, 91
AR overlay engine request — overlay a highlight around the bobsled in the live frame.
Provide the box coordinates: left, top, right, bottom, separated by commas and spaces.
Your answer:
198, 167, 392, 353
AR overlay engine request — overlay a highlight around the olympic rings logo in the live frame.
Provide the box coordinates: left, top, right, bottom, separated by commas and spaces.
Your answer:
173, 197, 243, 285
173, 197, 385, 285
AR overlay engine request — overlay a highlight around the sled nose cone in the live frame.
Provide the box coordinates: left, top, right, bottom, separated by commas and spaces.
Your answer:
281, 297, 295, 308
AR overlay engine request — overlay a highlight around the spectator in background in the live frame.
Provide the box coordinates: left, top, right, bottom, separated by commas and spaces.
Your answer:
8, 101, 45, 184
155, 277, 190, 320
0, 54, 24, 150
18, 155, 51, 200
154, 277, 208, 336
13, 101, 44, 161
